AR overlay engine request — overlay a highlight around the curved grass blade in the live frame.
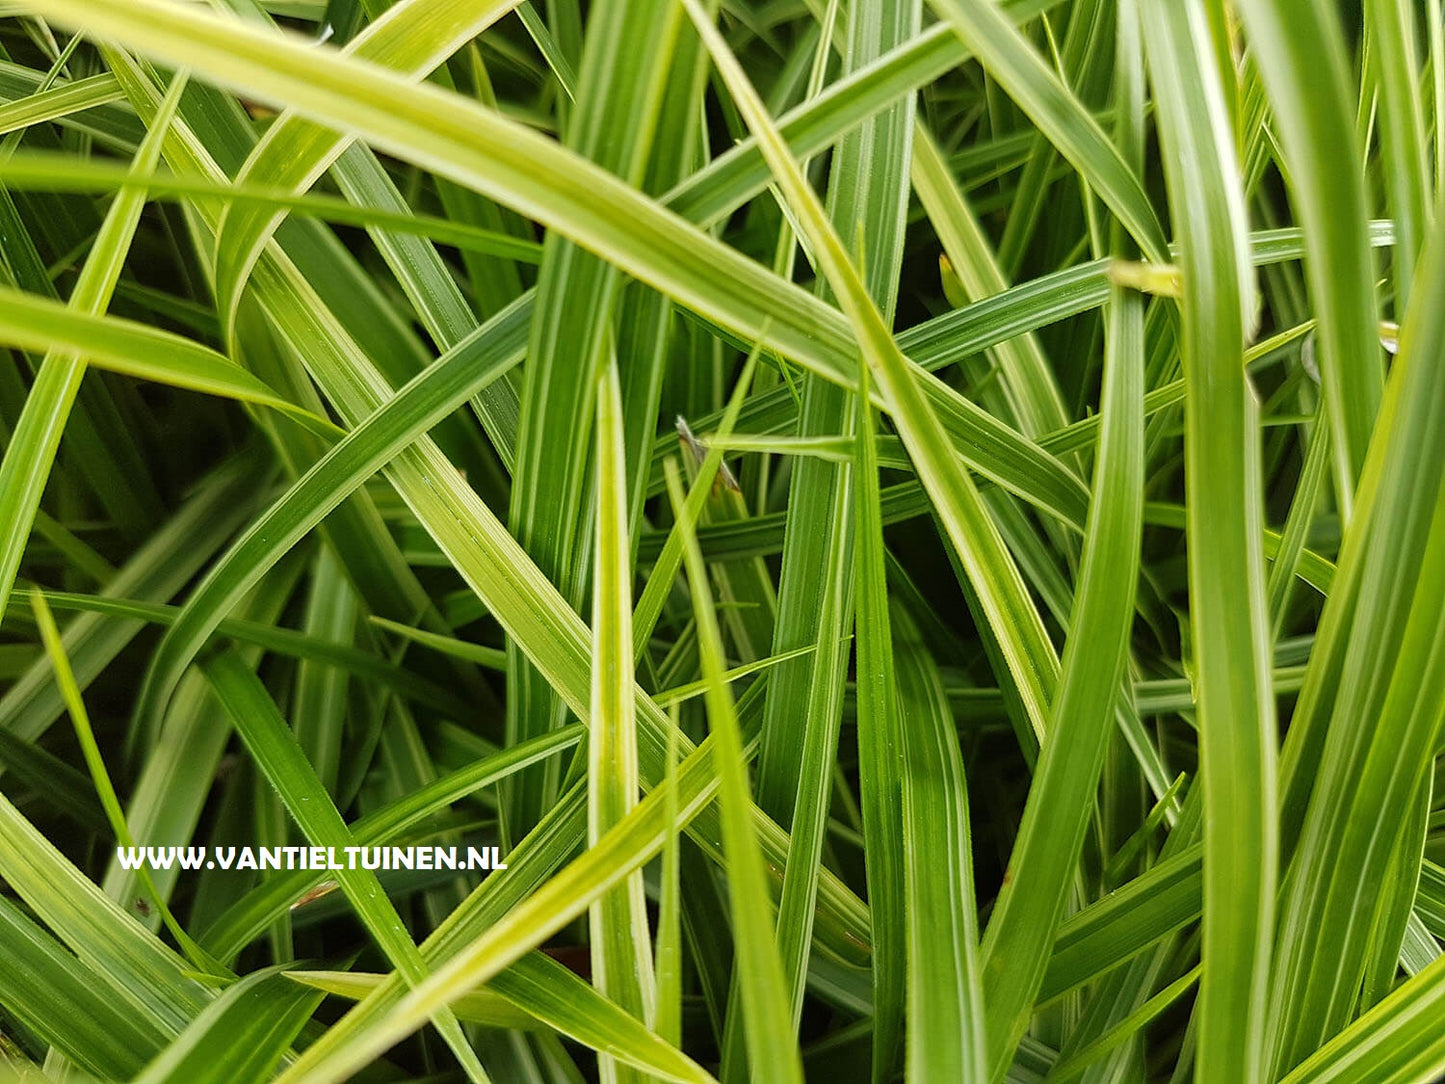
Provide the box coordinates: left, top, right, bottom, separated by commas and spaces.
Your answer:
133, 965, 326, 1084
0, 72, 123, 136
1361, 0, 1430, 303
1039, 843, 1203, 1003
23, 0, 1087, 535
0, 894, 168, 1079
292, 956, 710, 1084
1279, 951, 1445, 1084
664, 458, 804, 1084
681, 0, 1061, 746
976, 277, 1143, 1075
652, 703, 683, 1046
0, 153, 542, 261
1138, 0, 1277, 1077
1232, 0, 1384, 506
0, 286, 336, 437
924, 0, 1167, 262
28, 589, 224, 976
892, 605, 987, 1083
911, 123, 1069, 440
33, 592, 469, 716
1044, 964, 1202, 1084
0, 69, 183, 632
1266, 217, 1445, 1074
368, 616, 508, 672
213, 0, 521, 343
199, 651, 489, 1082
850, 308, 908, 1083
290, 970, 541, 1031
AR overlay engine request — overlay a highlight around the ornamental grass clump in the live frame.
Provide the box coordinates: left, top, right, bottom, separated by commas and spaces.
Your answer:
0, 0, 1441, 1081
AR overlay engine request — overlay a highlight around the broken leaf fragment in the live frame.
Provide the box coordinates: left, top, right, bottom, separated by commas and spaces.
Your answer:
939, 253, 969, 309
1107, 259, 1183, 298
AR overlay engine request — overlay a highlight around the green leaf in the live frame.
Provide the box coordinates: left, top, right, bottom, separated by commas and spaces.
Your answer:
288, 970, 541, 1031
664, 455, 804, 1084
924, 0, 1168, 262
0, 73, 124, 136
1266, 197, 1445, 1076
1279, 952, 1445, 1084
587, 358, 655, 1080
29, 588, 223, 976
212, 0, 522, 341
0, 69, 184, 631
0, 151, 542, 260
0, 894, 169, 1079
199, 651, 488, 1082
850, 298, 908, 1084
0, 285, 335, 435
976, 273, 1144, 1073
291, 959, 715, 1084
134, 966, 327, 1084
891, 605, 986, 1083
1232, 0, 1384, 502
1138, 1, 1278, 1078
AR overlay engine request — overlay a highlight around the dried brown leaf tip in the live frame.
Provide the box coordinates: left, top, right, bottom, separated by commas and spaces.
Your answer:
291, 880, 340, 910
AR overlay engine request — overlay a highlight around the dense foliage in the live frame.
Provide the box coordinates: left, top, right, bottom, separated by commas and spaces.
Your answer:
0, 0, 1441, 1081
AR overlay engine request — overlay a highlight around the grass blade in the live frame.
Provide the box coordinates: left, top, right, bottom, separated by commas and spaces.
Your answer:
588, 359, 655, 1082
681, 0, 1061, 755
976, 276, 1143, 1073
133, 966, 326, 1084
1138, 0, 1278, 1077
199, 651, 489, 1082
1280, 953, 1445, 1084
924, 0, 1167, 262
665, 459, 804, 1084
212, 0, 520, 341
0, 69, 183, 629
892, 604, 986, 1083
1232, 0, 1384, 505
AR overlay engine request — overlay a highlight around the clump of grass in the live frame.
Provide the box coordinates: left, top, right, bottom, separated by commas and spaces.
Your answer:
0, 0, 1442, 1081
